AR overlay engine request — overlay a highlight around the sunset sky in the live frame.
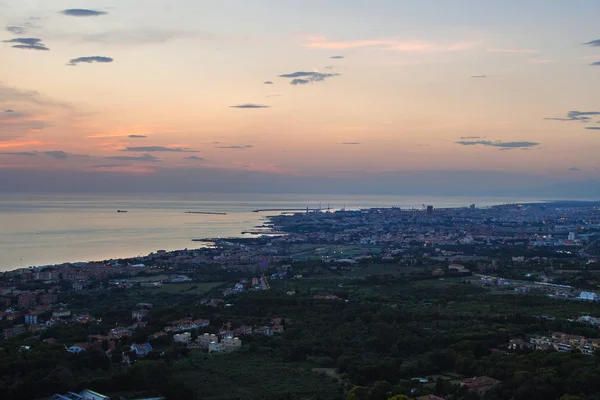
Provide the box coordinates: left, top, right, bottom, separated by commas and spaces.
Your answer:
1, 0, 600, 195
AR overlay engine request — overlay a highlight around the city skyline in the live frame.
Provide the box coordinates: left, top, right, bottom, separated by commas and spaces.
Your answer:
1, 0, 600, 195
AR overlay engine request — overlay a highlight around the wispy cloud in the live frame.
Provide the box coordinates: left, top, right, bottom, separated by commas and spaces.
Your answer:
279, 71, 340, 85
591, 61, 600, 66
304, 36, 481, 52
569, 167, 581, 172
0, 151, 39, 156
583, 39, 600, 47
185, 155, 205, 160
585, 126, 600, 130
487, 48, 539, 54
264, 81, 274, 85
0, 82, 70, 109
128, 134, 147, 138
44, 150, 70, 160
61, 9, 107, 17
68, 56, 113, 66
120, 146, 198, 153
460, 136, 483, 139
330, 55, 344, 59
455, 140, 539, 149
0, 110, 47, 140
470, 75, 487, 78
3, 37, 49, 51
6, 26, 27, 35
340, 142, 361, 145
72, 29, 211, 46
230, 104, 270, 108
216, 145, 253, 149
545, 111, 600, 122
106, 153, 160, 162
528, 58, 556, 64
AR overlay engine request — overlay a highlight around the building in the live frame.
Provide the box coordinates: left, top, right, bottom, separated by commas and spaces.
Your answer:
198, 333, 219, 348
50, 389, 110, 400
52, 309, 72, 319
24, 312, 38, 325
79, 389, 111, 400
66, 344, 88, 353
132, 309, 150, 321
40, 293, 58, 305
131, 343, 153, 358
221, 336, 242, 352
208, 341, 223, 353
579, 292, 598, 301
568, 232, 577, 241
72, 282, 85, 291
4, 325, 26, 339
417, 396, 447, 400
173, 332, 191, 344
18, 294, 36, 309
461, 377, 500, 396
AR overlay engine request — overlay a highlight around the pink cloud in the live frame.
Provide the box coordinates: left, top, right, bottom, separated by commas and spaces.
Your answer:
487, 48, 539, 54
303, 36, 481, 52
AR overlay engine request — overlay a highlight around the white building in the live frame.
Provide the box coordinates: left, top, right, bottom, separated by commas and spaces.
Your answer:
580, 292, 598, 301
221, 336, 242, 352
173, 332, 191, 344
208, 341, 223, 353
198, 333, 219, 348
568, 232, 577, 241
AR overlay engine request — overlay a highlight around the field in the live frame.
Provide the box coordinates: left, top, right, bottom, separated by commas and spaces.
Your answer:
147, 282, 225, 295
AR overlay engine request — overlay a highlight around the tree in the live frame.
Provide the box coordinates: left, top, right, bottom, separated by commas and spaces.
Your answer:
387, 395, 411, 400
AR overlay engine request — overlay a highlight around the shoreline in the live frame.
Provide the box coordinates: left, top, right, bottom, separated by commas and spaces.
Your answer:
3, 200, 599, 274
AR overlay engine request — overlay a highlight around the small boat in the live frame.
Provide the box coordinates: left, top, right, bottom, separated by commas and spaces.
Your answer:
117, 210, 128, 213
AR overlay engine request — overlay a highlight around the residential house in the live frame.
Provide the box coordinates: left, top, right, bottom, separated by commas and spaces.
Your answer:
508, 338, 533, 350
208, 341, 223, 353
29, 323, 47, 333
198, 333, 219, 348
461, 376, 500, 396
271, 324, 284, 334
4, 325, 26, 339
131, 343, 153, 358
18, 294, 36, 309
52, 309, 72, 319
132, 309, 150, 321
40, 293, 58, 305
255, 326, 271, 336
221, 336, 242, 352
67, 343, 89, 353
109, 327, 133, 339
6, 312, 22, 322
173, 332, 191, 344
24, 312, 38, 325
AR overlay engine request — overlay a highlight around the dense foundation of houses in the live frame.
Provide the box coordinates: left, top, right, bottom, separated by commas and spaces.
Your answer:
510, 332, 600, 356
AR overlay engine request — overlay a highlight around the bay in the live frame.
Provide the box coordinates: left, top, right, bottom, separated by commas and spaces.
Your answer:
0, 193, 536, 271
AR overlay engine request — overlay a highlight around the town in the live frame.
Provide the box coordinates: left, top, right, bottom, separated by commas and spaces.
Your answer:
1, 201, 600, 400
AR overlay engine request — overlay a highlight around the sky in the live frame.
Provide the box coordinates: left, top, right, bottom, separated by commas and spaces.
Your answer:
1, 0, 600, 196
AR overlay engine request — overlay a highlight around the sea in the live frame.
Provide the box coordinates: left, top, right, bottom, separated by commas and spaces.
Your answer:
0, 193, 541, 272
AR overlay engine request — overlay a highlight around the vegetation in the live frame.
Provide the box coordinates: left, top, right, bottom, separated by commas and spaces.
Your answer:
2, 271, 600, 399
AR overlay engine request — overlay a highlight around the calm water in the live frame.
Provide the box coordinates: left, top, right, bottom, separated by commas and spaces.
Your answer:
0, 193, 534, 271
